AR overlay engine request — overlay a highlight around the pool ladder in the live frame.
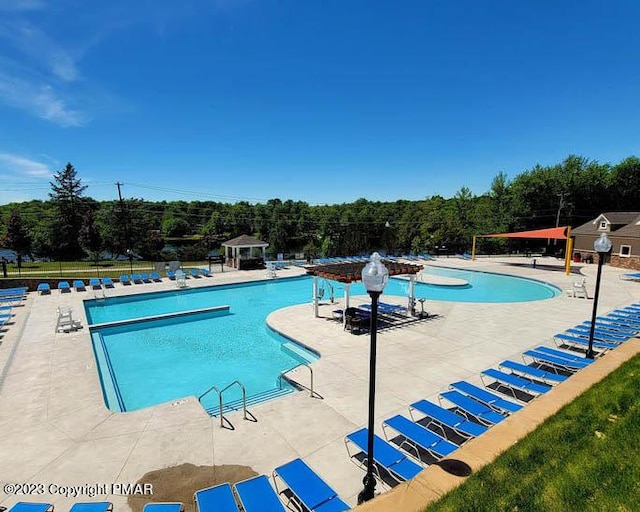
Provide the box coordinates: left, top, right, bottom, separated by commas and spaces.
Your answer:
198, 380, 249, 428
278, 362, 317, 398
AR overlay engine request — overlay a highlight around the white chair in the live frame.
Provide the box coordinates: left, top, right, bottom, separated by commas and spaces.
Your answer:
55, 307, 82, 333
175, 269, 187, 288
572, 277, 588, 299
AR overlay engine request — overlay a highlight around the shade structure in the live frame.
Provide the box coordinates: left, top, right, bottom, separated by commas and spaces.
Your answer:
307, 260, 423, 283
478, 226, 569, 240
472, 226, 573, 275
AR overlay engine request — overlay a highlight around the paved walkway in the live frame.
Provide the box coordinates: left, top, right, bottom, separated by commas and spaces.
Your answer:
0, 257, 638, 511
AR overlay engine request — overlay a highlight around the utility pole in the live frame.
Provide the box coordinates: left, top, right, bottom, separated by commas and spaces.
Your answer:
116, 182, 132, 263
552, 192, 566, 247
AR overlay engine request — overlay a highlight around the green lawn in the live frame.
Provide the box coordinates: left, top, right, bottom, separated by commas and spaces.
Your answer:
425, 354, 640, 512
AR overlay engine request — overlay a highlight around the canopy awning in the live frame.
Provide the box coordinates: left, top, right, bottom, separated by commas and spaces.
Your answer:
478, 226, 569, 240
307, 260, 423, 283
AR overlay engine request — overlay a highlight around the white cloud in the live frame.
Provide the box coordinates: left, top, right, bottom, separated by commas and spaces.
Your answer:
0, 19, 79, 82
0, 73, 84, 126
0, 152, 53, 178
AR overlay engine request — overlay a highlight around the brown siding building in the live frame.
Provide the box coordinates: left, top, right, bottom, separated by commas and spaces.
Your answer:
572, 212, 640, 270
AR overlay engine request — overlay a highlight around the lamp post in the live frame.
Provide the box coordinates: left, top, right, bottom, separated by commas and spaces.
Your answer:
586, 233, 612, 359
358, 252, 389, 504
126, 248, 133, 274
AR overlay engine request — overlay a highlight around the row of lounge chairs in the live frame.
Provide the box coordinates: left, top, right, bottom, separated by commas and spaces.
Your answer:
35, 268, 213, 294
340, 303, 639, 491
0, 287, 27, 331
119, 272, 163, 285
37, 278, 115, 295
166, 268, 211, 280
4, 458, 350, 512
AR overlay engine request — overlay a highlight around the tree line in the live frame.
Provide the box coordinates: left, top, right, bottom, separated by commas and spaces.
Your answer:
1, 155, 638, 264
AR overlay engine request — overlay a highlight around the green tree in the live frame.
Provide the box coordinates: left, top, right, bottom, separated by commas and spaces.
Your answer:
49, 163, 88, 259
78, 209, 102, 264
5, 209, 32, 270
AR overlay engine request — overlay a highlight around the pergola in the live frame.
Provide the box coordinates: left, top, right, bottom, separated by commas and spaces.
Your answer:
471, 226, 573, 275
307, 260, 424, 326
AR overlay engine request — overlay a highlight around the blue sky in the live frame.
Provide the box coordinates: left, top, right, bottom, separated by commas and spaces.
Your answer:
0, 0, 639, 206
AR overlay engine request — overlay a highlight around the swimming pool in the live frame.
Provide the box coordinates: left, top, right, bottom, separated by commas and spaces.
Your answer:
418, 266, 560, 302
86, 269, 559, 414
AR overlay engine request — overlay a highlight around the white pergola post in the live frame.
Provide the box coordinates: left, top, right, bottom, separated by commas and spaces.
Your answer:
408, 275, 416, 317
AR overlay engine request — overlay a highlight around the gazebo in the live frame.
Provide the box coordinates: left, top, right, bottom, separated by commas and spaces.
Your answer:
222, 235, 269, 270
307, 259, 424, 326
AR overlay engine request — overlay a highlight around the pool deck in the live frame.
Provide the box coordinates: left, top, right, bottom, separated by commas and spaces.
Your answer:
0, 257, 638, 511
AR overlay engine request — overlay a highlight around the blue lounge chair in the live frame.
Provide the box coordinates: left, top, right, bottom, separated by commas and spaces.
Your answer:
58, 281, 71, 293
140, 272, 151, 282
37, 283, 50, 295
199, 268, 211, 277
73, 280, 86, 291
582, 321, 638, 337
234, 475, 285, 512
597, 315, 640, 329
360, 302, 406, 316
382, 414, 458, 461
273, 458, 350, 512
523, 348, 591, 372
439, 390, 506, 426
345, 428, 423, 484
69, 503, 112, 512
89, 278, 102, 289
131, 273, 143, 284
498, 360, 568, 384
142, 504, 183, 512
0, 287, 28, 295
449, 381, 523, 414
101, 277, 115, 288
119, 274, 131, 285
607, 312, 640, 327
150, 271, 162, 281
167, 270, 176, 280
409, 399, 488, 439
554, 332, 617, 352
565, 327, 629, 343
189, 268, 201, 278
481, 368, 552, 398
7, 504, 53, 512
194, 483, 238, 512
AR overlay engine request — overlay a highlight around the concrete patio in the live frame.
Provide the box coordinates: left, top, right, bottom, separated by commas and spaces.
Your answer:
0, 257, 638, 511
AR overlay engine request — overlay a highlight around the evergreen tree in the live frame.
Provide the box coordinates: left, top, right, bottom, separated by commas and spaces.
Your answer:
49, 163, 88, 259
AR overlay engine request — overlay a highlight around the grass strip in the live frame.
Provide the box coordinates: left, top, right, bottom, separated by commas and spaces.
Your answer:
425, 354, 640, 512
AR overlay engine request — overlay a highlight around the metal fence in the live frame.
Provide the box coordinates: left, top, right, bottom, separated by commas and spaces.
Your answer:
1, 259, 214, 280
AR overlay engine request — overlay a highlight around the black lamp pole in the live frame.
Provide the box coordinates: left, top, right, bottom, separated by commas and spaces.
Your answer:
358, 289, 380, 504
586, 250, 606, 359
586, 233, 612, 359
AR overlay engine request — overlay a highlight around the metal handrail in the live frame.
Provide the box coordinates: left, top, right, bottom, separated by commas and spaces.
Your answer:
198, 380, 248, 427
279, 363, 314, 397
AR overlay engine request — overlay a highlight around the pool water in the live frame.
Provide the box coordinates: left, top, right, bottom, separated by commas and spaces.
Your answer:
418, 266, 560, 302
86, 270, 560, 414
